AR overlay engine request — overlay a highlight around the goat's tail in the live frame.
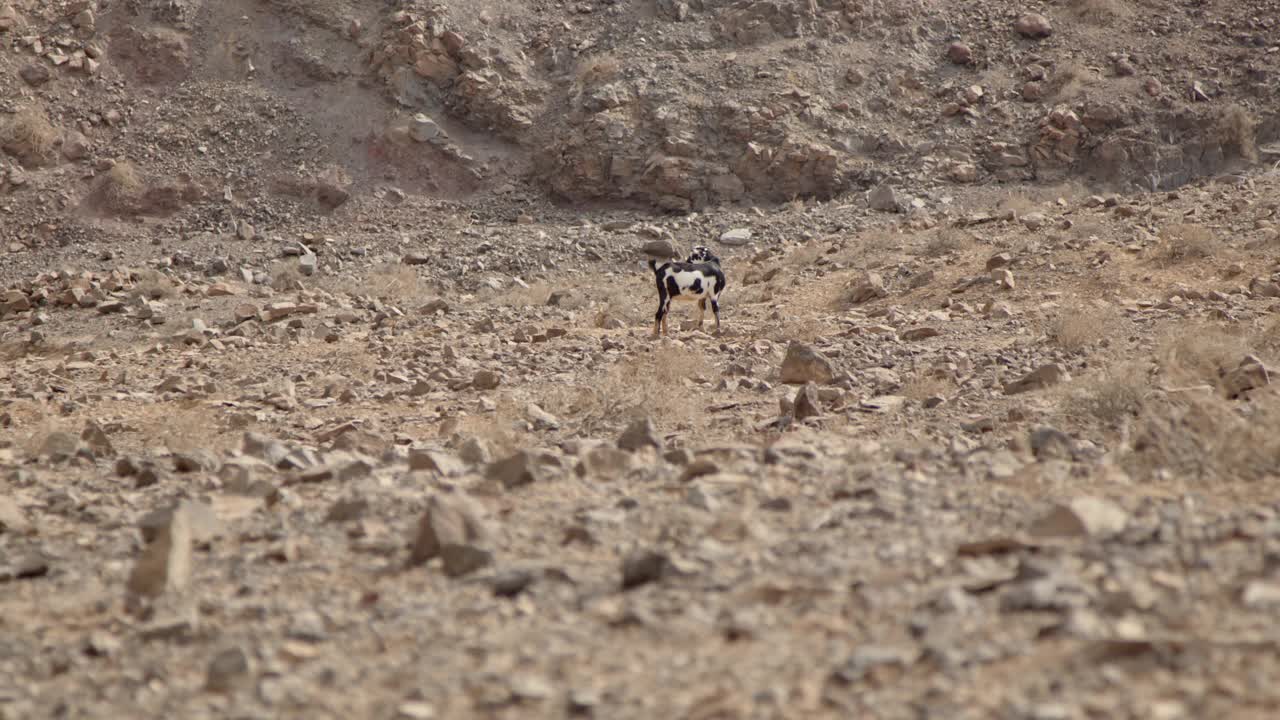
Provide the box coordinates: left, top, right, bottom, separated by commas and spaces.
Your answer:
647, 258, 658, 273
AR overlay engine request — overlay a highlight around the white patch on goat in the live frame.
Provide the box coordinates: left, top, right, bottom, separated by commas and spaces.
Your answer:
668, 269, 714, 300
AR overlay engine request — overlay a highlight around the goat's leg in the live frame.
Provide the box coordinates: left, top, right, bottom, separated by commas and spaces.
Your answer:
661, 298, 670, 336
652, 290, 666, 338
697, 297, 706, 328
711, 299, 721, 335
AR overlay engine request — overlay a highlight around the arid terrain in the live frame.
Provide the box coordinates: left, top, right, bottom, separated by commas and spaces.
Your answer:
4, 0, 1280, 718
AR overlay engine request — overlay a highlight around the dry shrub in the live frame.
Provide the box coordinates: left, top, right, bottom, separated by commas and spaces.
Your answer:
1067, 0, 1131, 22
594, 273, 656, 326
130, 268, 176, 300
1063, 361, 1151, 424
491, 280, 554, 308
453, 399, 528, 456
575, 54, 621, 87
1155, 323, 1250, 389
771, 316, 825, 344
902, 373, 949, 401
784, 242, 825, 269
785, 197, 809, 213
142, 406, 230, 453
1126, 391, 1280, 482
1215, 104, 1258, 162
921, 227, 971, 258
324, 345, 378, 379
1254, 315, 1280, 357
323, 263, 423, 302
364, 263, 421, 301
997, 193, 1038, 218
1070, 220, 1108, 241
859, 231, 900, 256
538, 346, 712, 436
92, 161, 146, 213
1047, 62, 1094, 101
1, 107, 59, 167
269, 261, 305, 291
1046, 301, 1124, 351
1157, 223, 1220, 262
1105, 318, 1270, 484
1067, 332, 1280, 482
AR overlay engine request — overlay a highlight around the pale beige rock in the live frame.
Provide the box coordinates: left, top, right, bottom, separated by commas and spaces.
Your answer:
781, 342, 835, 385
1029, 496, 1128, 540
410, 493, 492, 577
127, 504, 193, 598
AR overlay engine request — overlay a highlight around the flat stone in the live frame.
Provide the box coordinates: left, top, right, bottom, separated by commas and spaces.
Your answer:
793, 382, 822, 421
621, 549, 670, 590
1014, 13, 1052, 39
409, 493, 492, 577
486, 451, 548, 489
1029, 496, 1128, 540
847, 272, 888, 304
617, 417, 662, 451
901, 327, 940, 341
409, 113, 442, 142
473, 369, 501, 390
205, 647, 251, 693
0, 496, 32, 535
780, 342, 835, 385
1242, 580, 1280, 609
868, 183, 901, 212
409, 448, 466, 475
946, 41, 972, 64
127, 503, 193, 598
1003, 363, 1067, 395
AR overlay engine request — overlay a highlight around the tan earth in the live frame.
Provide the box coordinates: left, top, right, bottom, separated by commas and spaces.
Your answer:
4, 0, 1280, 718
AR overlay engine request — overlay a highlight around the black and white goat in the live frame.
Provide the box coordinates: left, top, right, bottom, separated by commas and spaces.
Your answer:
647, 245, 726, 337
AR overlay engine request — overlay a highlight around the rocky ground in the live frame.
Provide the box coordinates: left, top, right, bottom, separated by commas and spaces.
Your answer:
5, 1, 1280, 718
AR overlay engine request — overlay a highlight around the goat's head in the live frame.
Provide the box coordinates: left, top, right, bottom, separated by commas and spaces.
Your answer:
686, 245, 720, 265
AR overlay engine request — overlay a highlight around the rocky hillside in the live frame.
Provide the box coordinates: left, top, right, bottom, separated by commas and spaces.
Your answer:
5, 1, 1280, 719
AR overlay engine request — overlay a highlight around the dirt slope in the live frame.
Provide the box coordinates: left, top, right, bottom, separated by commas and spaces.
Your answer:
4, 1, 1280, 718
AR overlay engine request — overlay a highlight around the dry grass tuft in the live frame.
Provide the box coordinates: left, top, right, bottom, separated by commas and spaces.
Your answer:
1, 107, 60, 167
1157, 223, 1221, 262
453, 399, 528, 457
593, 273, 656, 326
1047, 62, 1094, 101
1155, 323, 1250, 389
1046, 301, 1124, 351
1215, 103, 1258, 163
324, 346, 379, 380
270, 261, 305, 291
1067, 0, 1131, 23
575, 54, 621, 88
491, 280, 554, 308
537, 346, 712, 436
902, 373, 949, 401
323, 263, 424, 302
139, 406, 232, 454
364, 263, 421, 301
784, 242, 825, 269
1063, 361, 1150, 424
771, 316, 826, 344
920, 227, 971, 258
997, 193, 1039, 218
1126, 391, 1280, 483
1063, 326, 1280, 482
92, 161, 146, 213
